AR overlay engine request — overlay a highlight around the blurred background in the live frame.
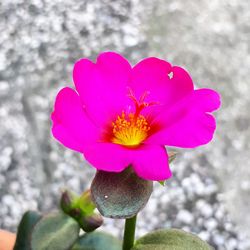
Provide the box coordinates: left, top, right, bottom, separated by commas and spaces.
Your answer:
0, 0, 250, 249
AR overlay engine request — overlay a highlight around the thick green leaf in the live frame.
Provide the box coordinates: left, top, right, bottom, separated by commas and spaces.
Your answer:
132, 229, 213, 250
31, 211, 80, 250
91, 167, 153, 218
13, 210, 42, 250
71, 231, 122, 250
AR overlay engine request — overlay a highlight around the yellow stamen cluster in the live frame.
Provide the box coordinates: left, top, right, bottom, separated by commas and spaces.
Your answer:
112, 111, 150, 147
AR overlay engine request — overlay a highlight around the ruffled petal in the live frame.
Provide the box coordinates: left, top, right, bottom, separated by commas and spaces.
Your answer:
73, 52, 132, 127
51, 87, 99, 152
146, 89, 221, 148
131, 145, 172, 181
129, 58, 194, 117
83, 142, 172, 181
84, 143, 130, 172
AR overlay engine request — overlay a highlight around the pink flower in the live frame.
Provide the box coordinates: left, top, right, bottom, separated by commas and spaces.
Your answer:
51, 52, 220, 181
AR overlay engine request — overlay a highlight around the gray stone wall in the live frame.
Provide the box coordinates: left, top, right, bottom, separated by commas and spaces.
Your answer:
0, 1, 250, 249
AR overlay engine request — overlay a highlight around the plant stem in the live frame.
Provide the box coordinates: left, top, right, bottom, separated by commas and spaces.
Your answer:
122, 215, 137, 250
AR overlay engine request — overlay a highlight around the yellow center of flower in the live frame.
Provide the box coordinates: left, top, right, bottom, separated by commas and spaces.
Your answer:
111, 88, 158, 147
112, 111, 150, 147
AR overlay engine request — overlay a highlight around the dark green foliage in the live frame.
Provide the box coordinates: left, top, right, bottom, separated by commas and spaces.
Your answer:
13, 210, 42, 250
132, 229, 213, 250
71, 231, 122, 250
31, 212, 80, 250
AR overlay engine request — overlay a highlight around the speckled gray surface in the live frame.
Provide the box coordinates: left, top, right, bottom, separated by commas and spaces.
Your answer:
0, 1, 250, 249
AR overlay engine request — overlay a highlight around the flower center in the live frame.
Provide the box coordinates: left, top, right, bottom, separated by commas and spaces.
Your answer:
111, 89, 157, 147
112, 111, 150, 147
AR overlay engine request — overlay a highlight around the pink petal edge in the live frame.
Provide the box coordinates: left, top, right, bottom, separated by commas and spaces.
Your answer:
131, 145, 172, 181
84, 142, 172, 181
73, 51, 132, 127
51, 87, 99, 152
146, 88, 221, 148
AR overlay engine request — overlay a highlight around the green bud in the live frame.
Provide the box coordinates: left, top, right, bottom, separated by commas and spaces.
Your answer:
60, 190, 79, 214
69, 208, 82, 220
60, 189, 103, 233
77, 189, 96, 216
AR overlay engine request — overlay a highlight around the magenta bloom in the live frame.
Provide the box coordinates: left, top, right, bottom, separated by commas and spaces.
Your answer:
51, 52, 220, 181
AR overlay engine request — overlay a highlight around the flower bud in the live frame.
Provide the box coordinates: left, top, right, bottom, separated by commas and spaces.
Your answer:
60, 190, 78, 214
79, 214, 103, 232
78, 189, 96, 215
68, 208, 81, 220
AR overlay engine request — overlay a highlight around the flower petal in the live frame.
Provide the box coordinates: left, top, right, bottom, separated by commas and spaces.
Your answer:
84, 143, 130, 172
131, 145, 172, 181
51, 87, 99, 152
129, 58, 194, 117
146, 89, 221, 148
84, 143, 172, 181
73, 52, 132, 127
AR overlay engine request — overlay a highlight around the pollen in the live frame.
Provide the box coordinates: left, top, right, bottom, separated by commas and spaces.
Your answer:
112, 111, 150, 147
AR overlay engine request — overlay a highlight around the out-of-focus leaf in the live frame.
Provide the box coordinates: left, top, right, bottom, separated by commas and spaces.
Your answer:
71, 231, 122, 250
132, 229, 213, 250
13, 210, 42, 250
31, 212, 80, 250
